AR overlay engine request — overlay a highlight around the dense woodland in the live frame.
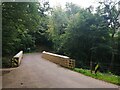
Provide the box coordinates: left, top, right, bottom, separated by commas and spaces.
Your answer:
2, 1, 120, 75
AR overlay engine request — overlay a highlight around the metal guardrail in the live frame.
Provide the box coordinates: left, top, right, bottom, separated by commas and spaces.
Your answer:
42, 51, 75, 69
11, 51, 23, 67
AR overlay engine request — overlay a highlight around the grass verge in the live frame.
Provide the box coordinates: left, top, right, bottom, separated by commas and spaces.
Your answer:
73, 68, 120, 85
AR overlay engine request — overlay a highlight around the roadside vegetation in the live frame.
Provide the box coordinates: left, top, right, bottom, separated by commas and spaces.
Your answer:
2, 0, 120, 82
73, 68, 120, 85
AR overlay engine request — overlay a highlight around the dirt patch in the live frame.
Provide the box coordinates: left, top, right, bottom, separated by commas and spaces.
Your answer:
2, 70, 11, 75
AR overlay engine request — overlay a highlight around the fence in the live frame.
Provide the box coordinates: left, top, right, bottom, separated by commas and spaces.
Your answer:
42, 51, 75, 69
11, 51, 23, 67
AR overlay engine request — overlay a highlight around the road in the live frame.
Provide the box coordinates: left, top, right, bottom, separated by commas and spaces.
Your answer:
2, 53, 119, 88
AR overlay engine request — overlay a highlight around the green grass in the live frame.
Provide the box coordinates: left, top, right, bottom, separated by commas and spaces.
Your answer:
73, 68, 120, 85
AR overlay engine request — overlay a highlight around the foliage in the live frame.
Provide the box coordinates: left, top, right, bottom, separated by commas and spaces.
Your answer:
2, 2, 50, 56
47, 2, 120, 75
2, 57, 12, 68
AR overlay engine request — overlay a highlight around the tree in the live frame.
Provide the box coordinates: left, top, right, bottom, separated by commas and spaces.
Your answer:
47, 2, 118, 74
2, 2, 50, 56
96, 0, 120, 71
47, 6, 68, 53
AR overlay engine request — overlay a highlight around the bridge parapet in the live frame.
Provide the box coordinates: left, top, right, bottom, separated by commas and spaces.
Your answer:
12, 51, 23, 67
42, 51, 75, 69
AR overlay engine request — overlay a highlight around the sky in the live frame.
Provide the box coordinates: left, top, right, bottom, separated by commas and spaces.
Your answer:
40, 0, 119, 9
48, 0, 99, 8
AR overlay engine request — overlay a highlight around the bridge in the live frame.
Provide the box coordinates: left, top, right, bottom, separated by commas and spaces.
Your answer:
2, 53, 118, 88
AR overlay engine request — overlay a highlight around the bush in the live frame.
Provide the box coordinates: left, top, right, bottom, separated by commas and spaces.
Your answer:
2, 57, 11, 68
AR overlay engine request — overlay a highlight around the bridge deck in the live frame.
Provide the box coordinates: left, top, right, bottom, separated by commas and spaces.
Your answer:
2, 53, 118, 88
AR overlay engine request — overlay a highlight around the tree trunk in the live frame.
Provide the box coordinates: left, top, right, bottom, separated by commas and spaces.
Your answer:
109, 52, 114, 71
90, 59, 93, 73
109, 33, 115, 71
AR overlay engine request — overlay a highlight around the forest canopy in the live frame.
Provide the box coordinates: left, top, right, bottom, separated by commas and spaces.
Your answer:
2, 1, 120, 75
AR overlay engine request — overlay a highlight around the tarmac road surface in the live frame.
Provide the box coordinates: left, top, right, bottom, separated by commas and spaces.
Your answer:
2, 53, 119, 88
